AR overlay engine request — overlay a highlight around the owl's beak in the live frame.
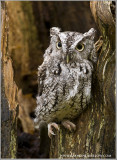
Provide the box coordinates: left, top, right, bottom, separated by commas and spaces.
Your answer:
66, 55, 70, 63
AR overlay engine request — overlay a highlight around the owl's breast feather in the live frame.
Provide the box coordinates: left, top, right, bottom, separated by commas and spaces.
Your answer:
35, 61, 93, 123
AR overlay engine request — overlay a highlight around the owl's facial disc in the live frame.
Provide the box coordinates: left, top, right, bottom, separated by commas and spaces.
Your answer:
56, 40, 70, 63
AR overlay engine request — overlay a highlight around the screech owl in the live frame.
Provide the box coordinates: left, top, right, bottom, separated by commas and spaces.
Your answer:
34, 27, 97, 138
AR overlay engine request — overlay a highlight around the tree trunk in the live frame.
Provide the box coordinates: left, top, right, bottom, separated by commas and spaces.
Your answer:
1, 2, 18, 158
50, 1, 115, 158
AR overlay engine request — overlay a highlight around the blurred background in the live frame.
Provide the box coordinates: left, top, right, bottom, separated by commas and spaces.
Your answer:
4, 1, 99, 158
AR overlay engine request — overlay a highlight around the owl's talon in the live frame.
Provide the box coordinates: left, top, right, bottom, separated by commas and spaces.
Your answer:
48, 122, 59, 138
62, 120, 76, 132
50, 130, 56, 136
65, 124, 72, 131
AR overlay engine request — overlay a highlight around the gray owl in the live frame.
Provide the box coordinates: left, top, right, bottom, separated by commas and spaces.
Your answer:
34, 27, 97, 138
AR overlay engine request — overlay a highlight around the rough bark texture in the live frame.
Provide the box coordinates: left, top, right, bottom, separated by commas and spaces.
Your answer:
50, 1, 115, 158
1, 2, 18, 158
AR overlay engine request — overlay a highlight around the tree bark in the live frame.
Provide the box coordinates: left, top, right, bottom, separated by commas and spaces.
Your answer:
1, 2, 19, 158
50, 1, 115, 158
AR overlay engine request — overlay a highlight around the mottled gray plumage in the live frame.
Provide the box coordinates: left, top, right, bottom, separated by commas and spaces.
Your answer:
34, 27, 96, 133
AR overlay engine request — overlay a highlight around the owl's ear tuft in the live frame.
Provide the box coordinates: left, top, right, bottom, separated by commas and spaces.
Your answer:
50, 27, 61, 36
84, 28, 96, 40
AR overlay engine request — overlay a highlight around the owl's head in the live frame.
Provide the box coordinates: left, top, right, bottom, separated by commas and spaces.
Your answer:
48, 27, 97, 64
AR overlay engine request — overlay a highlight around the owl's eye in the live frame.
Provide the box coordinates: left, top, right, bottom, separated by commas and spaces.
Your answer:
76, 43, 84, 52
56, 41, 62, 49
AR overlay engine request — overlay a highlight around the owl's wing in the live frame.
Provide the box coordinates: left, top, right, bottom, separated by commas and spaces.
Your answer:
38, 64, 46, 96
